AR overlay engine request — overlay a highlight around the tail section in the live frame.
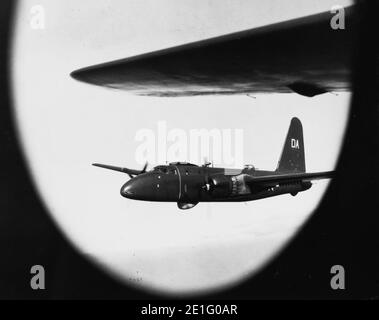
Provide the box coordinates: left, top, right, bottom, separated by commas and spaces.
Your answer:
276, 117, 305, 173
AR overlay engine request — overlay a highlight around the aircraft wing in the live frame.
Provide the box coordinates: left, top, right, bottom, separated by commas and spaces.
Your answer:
245, 171, 335, 187
92, 163, 144, 176
70, 6, 357, 97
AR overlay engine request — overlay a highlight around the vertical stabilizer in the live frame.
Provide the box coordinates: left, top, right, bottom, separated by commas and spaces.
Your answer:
276, 117, 306, 173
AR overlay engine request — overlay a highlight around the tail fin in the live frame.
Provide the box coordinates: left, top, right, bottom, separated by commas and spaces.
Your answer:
276, 117, 305, 173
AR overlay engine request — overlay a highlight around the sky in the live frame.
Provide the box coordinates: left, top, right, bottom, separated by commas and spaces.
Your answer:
12, 0, 353, 295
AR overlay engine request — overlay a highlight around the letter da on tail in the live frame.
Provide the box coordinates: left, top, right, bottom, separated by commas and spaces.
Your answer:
277, 117, 306, 173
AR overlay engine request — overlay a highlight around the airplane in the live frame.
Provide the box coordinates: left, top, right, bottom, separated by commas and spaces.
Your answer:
93, 118, 334, 210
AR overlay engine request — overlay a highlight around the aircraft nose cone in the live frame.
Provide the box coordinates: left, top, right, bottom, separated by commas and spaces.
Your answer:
120, 181, 135, 198
120, 175, 153, 200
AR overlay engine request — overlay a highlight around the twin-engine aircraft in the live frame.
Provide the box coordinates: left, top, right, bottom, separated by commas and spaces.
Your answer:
93, 118, 334, 210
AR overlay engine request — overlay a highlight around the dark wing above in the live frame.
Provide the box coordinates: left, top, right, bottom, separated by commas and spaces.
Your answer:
71, 6, 358, 97
245, 171, 335, 187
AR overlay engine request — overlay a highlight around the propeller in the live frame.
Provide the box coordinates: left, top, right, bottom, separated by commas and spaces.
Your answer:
128, 162, 148, 178
202, 157, 212, 168
202, 161, 214, 193
141, 162, 148, 174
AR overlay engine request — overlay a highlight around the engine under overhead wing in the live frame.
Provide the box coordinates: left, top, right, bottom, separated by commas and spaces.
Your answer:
245, 171, 335, 188
71, 6, 358, 97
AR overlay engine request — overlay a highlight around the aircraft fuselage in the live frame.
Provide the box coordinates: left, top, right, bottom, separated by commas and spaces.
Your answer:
120, 163, 312, 207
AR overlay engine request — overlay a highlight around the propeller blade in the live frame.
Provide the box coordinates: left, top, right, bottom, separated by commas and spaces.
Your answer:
140, 162, 148, 174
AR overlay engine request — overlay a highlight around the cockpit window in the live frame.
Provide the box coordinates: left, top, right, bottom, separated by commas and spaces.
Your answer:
153, 166, 178, 174
154, 166, 169, 174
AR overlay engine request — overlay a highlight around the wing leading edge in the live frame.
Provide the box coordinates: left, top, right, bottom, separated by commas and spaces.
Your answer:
71, 6, 358, 97
92, 163, 143, 176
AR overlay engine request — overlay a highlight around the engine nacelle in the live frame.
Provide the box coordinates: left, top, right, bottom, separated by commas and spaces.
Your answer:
210, 174, 232, 198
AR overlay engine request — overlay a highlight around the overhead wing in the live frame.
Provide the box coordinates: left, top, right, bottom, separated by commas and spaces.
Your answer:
71, 6, 358, 97
92, 163, 147, 177
245, 171, 335, 187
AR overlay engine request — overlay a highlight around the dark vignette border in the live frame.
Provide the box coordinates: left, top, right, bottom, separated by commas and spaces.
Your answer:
0, 0, 378, 300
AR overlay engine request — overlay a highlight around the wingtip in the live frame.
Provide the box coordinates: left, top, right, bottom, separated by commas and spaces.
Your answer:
70, 70, 79, 80
70, 69, 85, 82
70, 67, 92, 82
